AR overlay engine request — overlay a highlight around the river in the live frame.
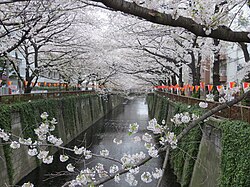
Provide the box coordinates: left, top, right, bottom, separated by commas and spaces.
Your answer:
17, 97, 180, 187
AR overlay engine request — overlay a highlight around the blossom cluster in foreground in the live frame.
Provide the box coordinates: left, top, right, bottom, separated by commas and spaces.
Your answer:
0, 113, 180, 187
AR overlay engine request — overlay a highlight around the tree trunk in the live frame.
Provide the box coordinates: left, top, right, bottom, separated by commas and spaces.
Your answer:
213, 39, 221, 87
24, 86, 32, 93
178, 66, 183, 87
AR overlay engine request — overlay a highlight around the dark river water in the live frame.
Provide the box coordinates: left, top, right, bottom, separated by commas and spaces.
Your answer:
17, 97, 180, 187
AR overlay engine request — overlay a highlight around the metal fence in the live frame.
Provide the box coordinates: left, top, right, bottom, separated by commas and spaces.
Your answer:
156, 91, 250, 123
0, 90, 95, 104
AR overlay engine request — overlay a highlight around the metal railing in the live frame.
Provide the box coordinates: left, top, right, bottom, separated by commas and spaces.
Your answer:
0, 90, 95, 104
156, 91, 250, 123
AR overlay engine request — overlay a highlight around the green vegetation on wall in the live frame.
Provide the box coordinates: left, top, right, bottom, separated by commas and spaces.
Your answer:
147, 93, 203, 187
170, 103, 203, 187
219, 120, 250, 187
0, 94, 92, 184
148, 93, 250, 187
0, 106, 13, 184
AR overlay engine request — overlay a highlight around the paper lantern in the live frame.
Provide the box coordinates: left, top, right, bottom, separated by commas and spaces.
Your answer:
200, 82, 205, 90
243, 82, 249, 89
229, 82, 235, 89
7, 81, 12, 86
207, 85, 213, 92
44, 82, 47, 86
190, 86, 194, 92
31, 82, 35, 86
48, 83, 51, 87
243, 82, 249, 92
38, 82, 41, 86
195, 85, 200, 92
216, 85, 223, 92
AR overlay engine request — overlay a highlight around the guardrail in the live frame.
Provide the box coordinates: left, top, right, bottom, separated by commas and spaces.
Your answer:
155, 91, 250, 123
0, 90, 95, 104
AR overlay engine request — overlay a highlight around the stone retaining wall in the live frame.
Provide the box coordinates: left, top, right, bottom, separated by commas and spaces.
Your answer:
0, 94, 123, 186
147, 93, 221, 187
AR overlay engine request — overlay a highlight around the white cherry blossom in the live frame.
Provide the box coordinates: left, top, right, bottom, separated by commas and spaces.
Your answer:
152, 168, 163, 179
199, 102, 208, 108
129, 167, 140, 174
125, 173, 138, 186
109, 165, 119, 174
84, 150, 92, 159
21, 182, 34, 187
28, 148, 38, 156
50, 118, 58, 125
43, 155, 53, 164
129, 123, 139, 134
100, 149, 109, 157
113, 138, 122, 145
19, 138, 32, 145
74, 146, 85, 155
37, 150, 49, 160
181, 114, 191, 123
60, 155, 69, 162
66, 163, 75, 172
114, 174, 121, 183
40, 112, 49, 120
141, 172, 152, 183
10, 141, 20, 149
0, 129, 10, 141
142, 133, 152, 142
132, 136, 141, 142
148, 147, 158, 158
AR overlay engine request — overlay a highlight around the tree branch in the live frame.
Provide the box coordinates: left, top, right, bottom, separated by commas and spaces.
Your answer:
92, 0, 250, 43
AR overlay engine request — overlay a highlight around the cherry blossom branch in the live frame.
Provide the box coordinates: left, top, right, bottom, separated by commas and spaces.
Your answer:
92, 0, 250, 43
155, 89, 250, 186
177, 89, 250, 141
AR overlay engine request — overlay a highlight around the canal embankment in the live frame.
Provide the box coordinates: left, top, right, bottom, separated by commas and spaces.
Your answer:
0, 94, 123, 186
147, 92, 250, 187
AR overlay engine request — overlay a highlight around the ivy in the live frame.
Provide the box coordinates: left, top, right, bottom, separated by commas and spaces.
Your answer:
0, 94, 93, 184
147, 93, 202, 186
170, 102, 203, 187
148, 93, 250, 187
0, 105, 13, 184
219, 120, 250, 187
147, 93, 203, 186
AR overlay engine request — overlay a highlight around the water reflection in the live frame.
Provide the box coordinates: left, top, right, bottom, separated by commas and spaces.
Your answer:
17, 97, 180, 187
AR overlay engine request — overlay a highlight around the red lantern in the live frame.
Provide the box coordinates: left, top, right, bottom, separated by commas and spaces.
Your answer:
7, 81, 12, 86
190, 85, 194, 92
200, 82, 205, 90
216, 85, 223, 92
243, 82, 249, 89
208, 85, 213, 92
229, 82, 235, 89
195, 85, 200, 92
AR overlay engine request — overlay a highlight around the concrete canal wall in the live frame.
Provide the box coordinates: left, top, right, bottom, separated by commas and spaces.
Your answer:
0, 94, 123, 186
147, 93, 250, 187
